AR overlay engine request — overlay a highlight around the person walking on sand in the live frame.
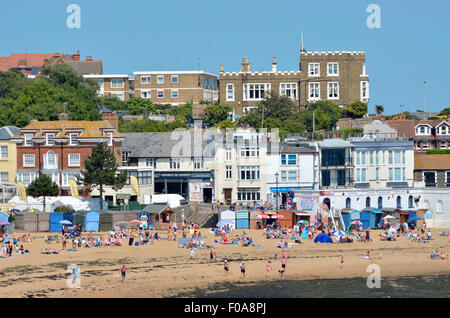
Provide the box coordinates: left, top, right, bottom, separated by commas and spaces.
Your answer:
240, 261, 246, 278
209, 248, 214, 263
120, 264, 127, 282
340, 256, 344, 268
266, 261, 272, 277
224, 260, 229, 275
282, 250, 287, 262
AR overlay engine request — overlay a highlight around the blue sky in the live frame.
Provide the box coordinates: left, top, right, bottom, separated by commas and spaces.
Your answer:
1, 0, 449, 114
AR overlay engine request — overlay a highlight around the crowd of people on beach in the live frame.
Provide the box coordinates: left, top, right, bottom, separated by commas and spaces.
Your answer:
0, 233, 31, 258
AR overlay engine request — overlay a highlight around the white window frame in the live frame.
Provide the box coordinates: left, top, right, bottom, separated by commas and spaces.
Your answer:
141, 90, 151, 99
225, 147, 232, 161
280, 83, 297, 100
327, 62, 339, 76
157, 75, 164, 84
24, 134, 33, 146
171, 89, 179, 99
308, 63, 320, 77
23, 154, 35, 167
107, 132, 113, 146
68, 153, 81, 167
0, 172, 8, 183
69, 133, 78, 146
308, 82, 320, 101
238, 147, 260, 158
238, 166, 260, 180
192, 158, 204, 169
226, 83, 235, 101
111, 79, 124, 89
140, 76, 151, 84
43, 151, 58, 170
145, 158, 157, 168
225, 166, 232, 179
361, 81, 369, 100
437, 124, 449, 135
327, 82, 339, 100
17, 171, 37, 185
46, 133, 55, 146
169, 158, 180, 169
0, 145, 8, 159
171, 75, 178, 84
157, 90, 164, 99
243, 83, 271, 101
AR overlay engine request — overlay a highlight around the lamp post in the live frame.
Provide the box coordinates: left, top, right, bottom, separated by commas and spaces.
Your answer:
275, 172, 279, 211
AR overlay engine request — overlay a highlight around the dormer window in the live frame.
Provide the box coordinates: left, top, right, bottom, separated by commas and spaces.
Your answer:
46, 133, 55, 146
69, 133, 78, 146
24, 134, 33, 146
107, 132, 113, 146
438, 123, 449, 135
416, 125, 430, 136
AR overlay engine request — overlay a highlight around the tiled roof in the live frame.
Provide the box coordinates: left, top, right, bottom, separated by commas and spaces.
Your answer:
415, 154, 450, 170
65, 61, 103, 75
16, 120, 123, 139
386, 119, 447, 139
123, 132, 216, 158
0, 126, 20, 140
0, 53, 55, 72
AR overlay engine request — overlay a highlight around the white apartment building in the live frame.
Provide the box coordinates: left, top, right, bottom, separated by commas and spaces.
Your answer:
350, 140, 415, 189
214, 129, 267, 205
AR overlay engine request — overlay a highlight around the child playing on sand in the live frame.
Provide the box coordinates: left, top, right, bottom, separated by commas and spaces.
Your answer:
224, 260, 229, 275
240, 261, 246, 278
266, 261, 272, 277
364, 251, 372, 260
278, 262, 286, 278
120, 264, 127, 282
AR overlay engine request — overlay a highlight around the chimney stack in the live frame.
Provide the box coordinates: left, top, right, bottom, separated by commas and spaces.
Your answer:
220, 64, 224, 73
86, 56, 93, 61
240, 57, 251, 73
103, 112, 119, 131
73, 50, 80, 61
58, 113, 69, 121
272, 56, 277, 72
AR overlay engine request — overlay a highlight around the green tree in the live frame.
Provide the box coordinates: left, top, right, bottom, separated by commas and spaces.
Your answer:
216, 119, 237, 129
241, 110, 262, 128
439, 108, 450, 116
26, 174, 60, 213
203, 103, 232, 126
343, 102, 368, 118
79, 143, 127, 212
375, 105, 384, 115
125, 97, 156, 116
259, 91, 297, 121
100, 96, 127, 111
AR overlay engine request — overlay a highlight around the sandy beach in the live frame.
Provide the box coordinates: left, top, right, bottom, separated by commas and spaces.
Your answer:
0, 228, 449, 298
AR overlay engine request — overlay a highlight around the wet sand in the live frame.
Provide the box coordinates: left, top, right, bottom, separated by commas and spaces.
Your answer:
0, 229, 449, 298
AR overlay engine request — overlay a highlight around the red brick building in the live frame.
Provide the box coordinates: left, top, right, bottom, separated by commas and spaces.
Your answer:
0, 50, 102, 75
11, 113, 123, 195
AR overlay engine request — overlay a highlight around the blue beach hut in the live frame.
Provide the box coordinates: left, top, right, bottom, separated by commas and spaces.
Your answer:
49, 212, 63, 232
235, 210, 249, 229
85, 211, 99, 232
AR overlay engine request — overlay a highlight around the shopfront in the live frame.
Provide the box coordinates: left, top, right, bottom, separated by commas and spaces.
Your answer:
154, 171, 214, 202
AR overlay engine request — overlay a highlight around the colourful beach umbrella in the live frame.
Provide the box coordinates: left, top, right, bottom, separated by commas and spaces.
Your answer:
344, 231, 355, 236
298, 220, 309, 224
271, 214, 284, 219
332, 230, 346, 236
351, 221, 362, 225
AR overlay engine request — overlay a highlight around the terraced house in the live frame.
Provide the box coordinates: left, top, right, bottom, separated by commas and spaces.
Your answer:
11, 113, 123, 195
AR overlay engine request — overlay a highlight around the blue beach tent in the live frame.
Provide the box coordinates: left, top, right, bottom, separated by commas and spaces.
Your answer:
314, 232, 333, 244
